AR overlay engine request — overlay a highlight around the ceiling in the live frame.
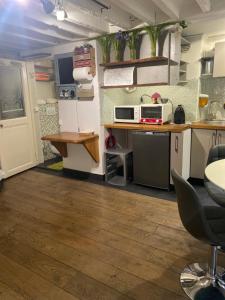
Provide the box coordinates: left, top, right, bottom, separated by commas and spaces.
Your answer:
1, 0, 225, 57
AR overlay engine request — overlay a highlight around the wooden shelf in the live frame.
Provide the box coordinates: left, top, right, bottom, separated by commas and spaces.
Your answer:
100, 56, 178, 69
42, 132, 99, 163
101, 82, 168, 89
34, 65, 53, 69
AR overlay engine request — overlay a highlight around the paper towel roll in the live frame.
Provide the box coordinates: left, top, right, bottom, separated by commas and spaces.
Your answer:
73, 67, 93, 82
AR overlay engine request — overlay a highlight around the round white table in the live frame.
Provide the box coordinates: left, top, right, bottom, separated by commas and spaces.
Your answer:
205, 159, 225, 190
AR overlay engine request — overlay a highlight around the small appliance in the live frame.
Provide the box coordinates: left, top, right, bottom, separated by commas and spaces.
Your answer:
114, 105, 140, 123
174, 105, 185, 124
140, 103, 172, 124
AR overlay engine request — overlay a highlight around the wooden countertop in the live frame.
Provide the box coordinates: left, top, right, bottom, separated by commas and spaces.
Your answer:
104, 123, 190, 133
42, 132, 98, 144
191, 121, 225, 130
104, 121, 225, 132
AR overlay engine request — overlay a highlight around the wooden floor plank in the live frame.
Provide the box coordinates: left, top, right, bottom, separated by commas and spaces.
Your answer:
0, 252, 79, 300
0, 169, 216, 299
0, 280, 25, 300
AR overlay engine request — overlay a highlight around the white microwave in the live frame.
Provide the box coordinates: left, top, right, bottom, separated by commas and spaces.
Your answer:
140, 103, 172, 124
114, 105, 140, 123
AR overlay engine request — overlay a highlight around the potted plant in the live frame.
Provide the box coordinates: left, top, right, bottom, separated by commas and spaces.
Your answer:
97, 34, 112, 64
146, 20, 187, 57
112, 31, 127, 62
127, 29, 142, 60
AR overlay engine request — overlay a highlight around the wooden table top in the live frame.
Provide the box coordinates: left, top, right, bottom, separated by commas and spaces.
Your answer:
42, 132, 98, 144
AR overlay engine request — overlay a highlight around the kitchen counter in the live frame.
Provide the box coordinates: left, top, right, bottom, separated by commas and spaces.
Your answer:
104, 123, 190, 133
191, 121, 225, 130
104, 121, 225, 132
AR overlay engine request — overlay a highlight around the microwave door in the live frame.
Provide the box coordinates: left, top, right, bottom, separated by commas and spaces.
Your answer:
141, 106, 162, 119
115, 107, 134, 121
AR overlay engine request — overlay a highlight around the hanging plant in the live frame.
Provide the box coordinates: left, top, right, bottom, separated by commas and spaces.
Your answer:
97, 35, 112, 64
112, 31, 127, 62
127, 29, 142, 60
145, 20, 188, 57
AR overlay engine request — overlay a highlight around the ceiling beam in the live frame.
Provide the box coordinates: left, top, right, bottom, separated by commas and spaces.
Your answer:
0, 2, 91, 39
152, 0, 180, 19
0, 33, 53, 49
194, 0, 211, 12
0, 13, 79, 43
0, 24, 67, 46
68, 0, 135, 29
63, 1, 109, 33
0, 27, 57, 47
107, 0, 168, 24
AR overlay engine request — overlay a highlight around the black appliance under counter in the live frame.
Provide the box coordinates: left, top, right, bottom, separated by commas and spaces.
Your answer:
132, 131, 170, 190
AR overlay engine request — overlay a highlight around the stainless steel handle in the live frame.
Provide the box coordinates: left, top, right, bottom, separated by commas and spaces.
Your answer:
175, 136, 178, 153
218, 133, 222, 145
212, 132, 216, 146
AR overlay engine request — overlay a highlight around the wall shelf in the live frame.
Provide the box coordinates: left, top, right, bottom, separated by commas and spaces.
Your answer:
34, 65, 53, 69
100, 56, 178, 69
42, 132, 99, 163
101, 82, 168, 89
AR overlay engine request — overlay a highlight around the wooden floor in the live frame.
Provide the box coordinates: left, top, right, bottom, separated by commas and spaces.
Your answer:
0, 170, 220, 299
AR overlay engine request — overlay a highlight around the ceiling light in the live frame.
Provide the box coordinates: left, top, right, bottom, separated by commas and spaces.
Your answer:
56, 8, 67, 21
55, 0, 67, 21
15, 0, 27, 5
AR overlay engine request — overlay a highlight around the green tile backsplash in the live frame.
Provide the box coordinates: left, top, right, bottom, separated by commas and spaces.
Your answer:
101, 79, 200, 123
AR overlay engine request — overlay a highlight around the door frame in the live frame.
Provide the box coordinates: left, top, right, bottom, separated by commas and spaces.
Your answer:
0, 58, 40, 177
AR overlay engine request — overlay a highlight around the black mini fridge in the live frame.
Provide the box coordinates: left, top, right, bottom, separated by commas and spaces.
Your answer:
132, 131, 170, 190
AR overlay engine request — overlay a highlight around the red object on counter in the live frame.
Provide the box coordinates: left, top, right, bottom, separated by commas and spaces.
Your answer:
105, 129, 116, 149
140, 118, 162, 124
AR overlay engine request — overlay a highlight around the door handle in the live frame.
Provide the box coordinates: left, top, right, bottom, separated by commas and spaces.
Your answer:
175, 136, 179, 153
212, 132, 216, 146
218, 133, 222, 145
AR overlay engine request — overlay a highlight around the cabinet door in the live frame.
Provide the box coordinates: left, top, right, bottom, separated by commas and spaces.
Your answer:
170, 129, 191, 184
191, 129, 216, 179
170, 133, 183, 183
217, 130, 225, 145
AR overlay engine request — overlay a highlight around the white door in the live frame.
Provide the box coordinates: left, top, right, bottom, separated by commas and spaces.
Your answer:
0, 60, 37, 178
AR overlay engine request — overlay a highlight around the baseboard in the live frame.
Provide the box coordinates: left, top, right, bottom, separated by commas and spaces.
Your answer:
63, 168, 105, 182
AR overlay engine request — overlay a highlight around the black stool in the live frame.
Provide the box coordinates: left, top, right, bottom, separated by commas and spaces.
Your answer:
172, 169, 225, 299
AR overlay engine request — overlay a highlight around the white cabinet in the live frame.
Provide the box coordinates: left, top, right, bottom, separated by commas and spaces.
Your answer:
217, 130, 225, 144
213, 42, 225, 77
190, 129, 217, 179
170, 129, 191, 184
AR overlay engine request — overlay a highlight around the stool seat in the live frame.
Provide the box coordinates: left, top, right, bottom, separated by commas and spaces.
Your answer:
205, 181, 225, 208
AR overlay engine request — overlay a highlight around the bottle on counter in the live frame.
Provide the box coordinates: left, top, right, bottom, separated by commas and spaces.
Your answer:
174, 105, 185, 124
